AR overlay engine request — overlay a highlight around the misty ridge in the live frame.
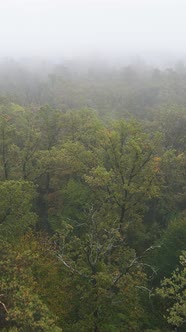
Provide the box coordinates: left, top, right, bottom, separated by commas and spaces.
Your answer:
1, 0, 186, 118
1, 55, 186, 119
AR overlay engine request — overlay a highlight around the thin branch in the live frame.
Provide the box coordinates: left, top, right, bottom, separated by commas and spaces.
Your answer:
58, 254, 88, 278
111, 245, 161, 288
0, 301, 8, 313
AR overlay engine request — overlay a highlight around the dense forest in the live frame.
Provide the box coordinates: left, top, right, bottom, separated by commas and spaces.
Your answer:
0, 58, 185, 332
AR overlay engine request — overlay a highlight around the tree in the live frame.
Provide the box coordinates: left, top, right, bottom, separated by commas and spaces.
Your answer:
156, 251, 186, 330
0, 234, 62, 331
0, 180, 37, 241
85, 120, 161, 238
57, 208, 147, 332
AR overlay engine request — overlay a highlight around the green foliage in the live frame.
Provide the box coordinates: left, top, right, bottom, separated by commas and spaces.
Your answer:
0, 76, 185, 332
60, 108, 102, 146
156, 251, 186, 329
85, 120, 162, 237
0, 234, 62, 331
55, 205, 147, 331
154, 107, 186, 152
0, 180, 37, 240
36, 105, 62, 150
148, 216, 186, 282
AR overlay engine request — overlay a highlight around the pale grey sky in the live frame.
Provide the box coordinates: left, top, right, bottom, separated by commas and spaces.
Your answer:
0, 0, 186, 59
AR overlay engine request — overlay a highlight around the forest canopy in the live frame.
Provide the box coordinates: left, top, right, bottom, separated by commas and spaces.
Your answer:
0, 59, 185, 332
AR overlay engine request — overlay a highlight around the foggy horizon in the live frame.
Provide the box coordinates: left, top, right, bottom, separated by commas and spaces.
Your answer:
1, 0, 186, 66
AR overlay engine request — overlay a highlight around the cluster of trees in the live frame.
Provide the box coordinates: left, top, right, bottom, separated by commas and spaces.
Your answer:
0, 61, 185, 331
1, 58, 186, 120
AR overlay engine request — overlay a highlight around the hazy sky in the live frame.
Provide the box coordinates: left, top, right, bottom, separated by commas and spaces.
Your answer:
1, 0, 186, 59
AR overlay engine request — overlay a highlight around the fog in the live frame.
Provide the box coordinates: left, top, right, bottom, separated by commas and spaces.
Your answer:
1, 0, 186, 65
